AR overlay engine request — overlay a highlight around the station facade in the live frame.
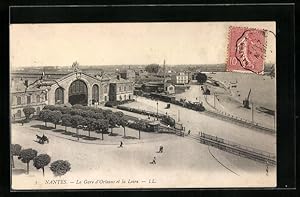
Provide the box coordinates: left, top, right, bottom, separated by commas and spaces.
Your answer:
11, 68, 134, 120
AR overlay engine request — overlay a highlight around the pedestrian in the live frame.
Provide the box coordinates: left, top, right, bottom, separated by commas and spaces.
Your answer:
266, 164, 269, 176
119, 141, 123, 148
188, 130, 191, 135
158, 146, 163, 153
152, 157, 156, 164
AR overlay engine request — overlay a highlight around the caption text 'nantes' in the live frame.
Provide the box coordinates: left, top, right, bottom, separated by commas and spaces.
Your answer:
45, 179, 156, 184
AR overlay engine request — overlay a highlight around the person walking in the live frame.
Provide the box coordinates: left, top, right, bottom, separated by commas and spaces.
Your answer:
152, 157, 156, 164
158, 146, 163, 153
188, 130, 191, 135
119, 141, 123, 148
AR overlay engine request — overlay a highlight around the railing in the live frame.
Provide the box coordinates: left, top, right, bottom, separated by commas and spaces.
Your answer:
198, 132, 276, 166
203, 95, 275, 134
204, 109, 275, 134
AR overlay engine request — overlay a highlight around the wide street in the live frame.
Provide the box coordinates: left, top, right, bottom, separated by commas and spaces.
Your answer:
11, 118, 275, 189
125, 95, 276, 154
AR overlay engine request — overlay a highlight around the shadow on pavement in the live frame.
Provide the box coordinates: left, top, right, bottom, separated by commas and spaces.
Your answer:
122, 136, 138, 140
52, 129, 65, 133
31, 124, 54, 130
12, 168, 26, 175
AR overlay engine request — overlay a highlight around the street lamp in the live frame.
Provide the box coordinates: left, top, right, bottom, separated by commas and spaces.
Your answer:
156, 101, 159, 120
138, 118, 141, 140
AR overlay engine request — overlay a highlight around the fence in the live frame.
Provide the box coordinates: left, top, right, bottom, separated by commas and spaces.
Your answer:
204, 110, 275, 134
203, 95, 275, 134
198, 132, 276, 165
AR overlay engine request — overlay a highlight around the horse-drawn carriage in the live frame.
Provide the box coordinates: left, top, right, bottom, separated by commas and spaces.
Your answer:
36, 134, 49, 144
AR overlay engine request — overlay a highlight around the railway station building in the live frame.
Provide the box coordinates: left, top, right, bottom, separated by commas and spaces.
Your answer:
11, 67, 134, 120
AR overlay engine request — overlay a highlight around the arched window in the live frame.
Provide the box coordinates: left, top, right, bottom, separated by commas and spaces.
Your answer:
55, 87, 64, 104
26, 95, 31, 104
92, 84, 99, 103
36, 95, 40, 103
36, 107, 40, 115
17, 96, 21, 105
103, 85, 108, 93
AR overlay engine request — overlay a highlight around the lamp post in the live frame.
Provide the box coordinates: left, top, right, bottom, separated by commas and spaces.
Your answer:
138, 118, 141, 140
156, 101, 159, 120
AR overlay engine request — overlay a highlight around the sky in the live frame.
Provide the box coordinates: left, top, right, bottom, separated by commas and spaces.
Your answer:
10, 22, 276, 68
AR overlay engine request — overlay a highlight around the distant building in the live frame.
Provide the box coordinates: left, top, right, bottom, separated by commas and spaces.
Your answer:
10, 81, 49, 121
165, 84, 175, 94
141, 82, 164, 93
108, 75, 134, 101
171, 72, 189, 84
119, 69, 135, 81
135, 69, 148, 77
140, 82, 175, 95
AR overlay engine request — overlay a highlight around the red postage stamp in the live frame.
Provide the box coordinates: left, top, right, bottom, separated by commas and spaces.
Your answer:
227, 26, 266, 74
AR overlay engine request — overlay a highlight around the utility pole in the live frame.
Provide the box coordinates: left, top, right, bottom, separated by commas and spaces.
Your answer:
156, 101, 159, 120
251, 102, 254, 122
138, 118, 141, 139
274, 112, 276, 130
213, 93, 216, 108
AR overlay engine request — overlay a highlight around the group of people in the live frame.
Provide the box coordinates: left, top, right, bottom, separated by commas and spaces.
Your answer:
150, 145, 164, 165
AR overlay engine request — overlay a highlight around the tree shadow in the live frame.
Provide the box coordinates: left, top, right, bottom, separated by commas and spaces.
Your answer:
52, 129, 65, 133
82, 136, 99, 141
122, 136, 138, 140
31, 124, 54, 130
12, 168, 26, 175
61, 131, 74, 136
108, 133, 120, 137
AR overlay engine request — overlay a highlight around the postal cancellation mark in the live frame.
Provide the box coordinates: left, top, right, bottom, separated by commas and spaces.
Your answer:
227, 26, 266, 74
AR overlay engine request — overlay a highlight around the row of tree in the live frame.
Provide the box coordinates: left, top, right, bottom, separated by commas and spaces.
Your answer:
11, 144, 71, 177
39, 105, 128, 140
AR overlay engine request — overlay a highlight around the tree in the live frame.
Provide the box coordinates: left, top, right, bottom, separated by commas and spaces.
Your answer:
145, 64, 160, 73
49, 110, 62, 129
120, 118, 128, 137
11, 144, 22, 168
115, 111, 124, 119
92, 112, 104, 120
94, 119, 109, 140
195, 72, 208, 84
23, 106, 36, 121
39, 109, 52, 127
18, 148, 38, 174
70, 115, 84, 140
60, 107, 72, 114
61, 114, 72, 132
85, 117, 96, 137
50, 160, 71, 177
33, 154, 51, 176
107, 113, 119, 135
103, 109, 113, 119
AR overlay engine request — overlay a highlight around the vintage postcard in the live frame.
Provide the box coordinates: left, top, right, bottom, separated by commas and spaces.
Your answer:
10, 22, 276, 190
